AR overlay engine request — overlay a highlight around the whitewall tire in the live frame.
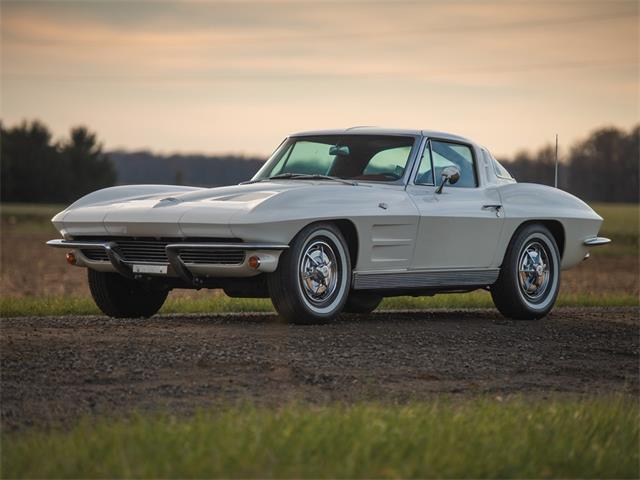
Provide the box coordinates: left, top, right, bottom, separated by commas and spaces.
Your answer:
268, 222, 351, 324
491, 224, 561, 320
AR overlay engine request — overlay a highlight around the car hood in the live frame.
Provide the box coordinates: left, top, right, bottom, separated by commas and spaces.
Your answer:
53, 181, 353, 237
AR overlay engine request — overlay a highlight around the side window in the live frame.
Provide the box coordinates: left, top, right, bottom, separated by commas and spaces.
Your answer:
364, 146, 411, 178
415, 141, 434, 185
430, 140, 477, 188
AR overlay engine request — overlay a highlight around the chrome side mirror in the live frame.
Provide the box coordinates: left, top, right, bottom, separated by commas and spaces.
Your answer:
435, 166, 461, 194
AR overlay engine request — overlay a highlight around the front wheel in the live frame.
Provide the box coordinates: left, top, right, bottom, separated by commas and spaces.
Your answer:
268, 223, 351, 324
491, 224, 560, 320
88, 270, 168, 318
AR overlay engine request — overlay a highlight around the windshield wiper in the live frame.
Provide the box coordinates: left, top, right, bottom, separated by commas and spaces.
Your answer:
268, 173, 358, 186
240, 173, 299, 184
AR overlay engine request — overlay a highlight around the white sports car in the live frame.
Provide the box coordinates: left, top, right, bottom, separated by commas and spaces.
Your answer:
48, 128, 610, 323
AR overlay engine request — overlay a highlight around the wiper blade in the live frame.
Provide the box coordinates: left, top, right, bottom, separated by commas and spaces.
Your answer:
269, 173, 358, 186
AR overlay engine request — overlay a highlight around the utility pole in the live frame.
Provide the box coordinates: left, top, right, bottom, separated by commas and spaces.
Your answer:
554, 134, 559, 189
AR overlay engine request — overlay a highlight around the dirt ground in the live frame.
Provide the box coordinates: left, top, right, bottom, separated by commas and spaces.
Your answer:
1, 307, 638, 430
1, 228, 639, 299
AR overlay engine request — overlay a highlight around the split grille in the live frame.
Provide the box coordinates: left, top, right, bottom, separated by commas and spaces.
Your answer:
178, 248, 245, 265
79, 238, 245, 265
117, 239, 169, 263
82, 248, 109, 262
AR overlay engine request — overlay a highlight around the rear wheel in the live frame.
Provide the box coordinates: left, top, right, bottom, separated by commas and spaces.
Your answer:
491, 224, 560, 320
88, 270, 168, 318
343, 293, 382, 314
268, 222, 351, 324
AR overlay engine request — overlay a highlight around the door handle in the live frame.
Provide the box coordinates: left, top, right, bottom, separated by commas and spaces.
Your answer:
482, 204, 503, 217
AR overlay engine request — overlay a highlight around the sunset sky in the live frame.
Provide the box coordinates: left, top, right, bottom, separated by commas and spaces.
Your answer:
1, 0, 638, 157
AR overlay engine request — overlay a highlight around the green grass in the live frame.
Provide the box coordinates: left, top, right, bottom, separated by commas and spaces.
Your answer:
1, 291, 637, 318
2, 398, 638, 478
0, 202, 66, 219
590, 203, 639, 256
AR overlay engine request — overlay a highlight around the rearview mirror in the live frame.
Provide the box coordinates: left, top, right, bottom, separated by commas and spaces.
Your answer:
329, 145, 350, 156
435, 166, 461, 194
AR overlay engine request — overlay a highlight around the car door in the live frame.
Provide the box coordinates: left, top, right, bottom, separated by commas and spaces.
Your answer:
406, 138, 504, 270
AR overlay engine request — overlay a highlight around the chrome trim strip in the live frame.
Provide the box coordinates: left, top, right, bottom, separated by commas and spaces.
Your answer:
583, 237, 611, 246
352, 269, 500, 290
47, 239, 289, 251
164, 243, 289, 250
46, 239, 110, 249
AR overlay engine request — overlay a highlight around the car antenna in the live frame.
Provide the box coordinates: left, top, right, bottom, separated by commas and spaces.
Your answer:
554, 133, 559, 189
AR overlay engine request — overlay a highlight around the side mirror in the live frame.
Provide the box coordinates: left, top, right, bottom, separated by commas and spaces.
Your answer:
435, 166, 461, 194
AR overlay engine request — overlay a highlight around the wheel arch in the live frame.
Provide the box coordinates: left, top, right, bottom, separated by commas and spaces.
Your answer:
509, 219, 566, 260
294, 218, 359, 268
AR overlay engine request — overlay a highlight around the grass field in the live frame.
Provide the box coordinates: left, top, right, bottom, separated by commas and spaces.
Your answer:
1, 202, 638, 316
1, 290, 637, 317
3, 397, 638, 478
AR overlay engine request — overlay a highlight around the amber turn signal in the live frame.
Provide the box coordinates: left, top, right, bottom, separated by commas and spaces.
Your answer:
248, 255, 261, 269
65, 252, 77, 265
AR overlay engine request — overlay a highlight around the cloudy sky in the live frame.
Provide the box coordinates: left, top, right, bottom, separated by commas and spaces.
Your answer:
1, 0, 638, 157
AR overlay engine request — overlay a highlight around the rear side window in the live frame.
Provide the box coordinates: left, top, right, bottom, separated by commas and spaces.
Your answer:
430, 140, 477, 188
491, 154, 513, 180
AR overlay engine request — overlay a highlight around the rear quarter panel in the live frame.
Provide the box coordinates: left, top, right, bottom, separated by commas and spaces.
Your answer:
497, 183, 603, 269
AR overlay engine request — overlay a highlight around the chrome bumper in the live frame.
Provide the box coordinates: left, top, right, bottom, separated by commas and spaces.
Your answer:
46, 239, 288, 284
583, 237, 612, 246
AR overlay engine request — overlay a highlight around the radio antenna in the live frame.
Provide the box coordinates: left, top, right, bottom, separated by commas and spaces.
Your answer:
554, 134, 559, 189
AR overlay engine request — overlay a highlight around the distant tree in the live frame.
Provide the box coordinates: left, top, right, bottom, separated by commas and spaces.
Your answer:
501, 145, 557, 187
567, 125, 639, 203
1, 120, 65, 202
499, 125, 638, 202
1, 120, 117, 203
174, 169, 184, 185
59, 126, 116, 200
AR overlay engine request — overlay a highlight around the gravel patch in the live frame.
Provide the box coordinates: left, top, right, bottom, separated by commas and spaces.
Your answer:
1, 307, 638, 430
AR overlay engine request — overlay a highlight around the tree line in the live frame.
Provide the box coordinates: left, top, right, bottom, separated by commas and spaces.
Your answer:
1, 121, 116, 203
1, 120, 638, 203
498, 125, 638, 203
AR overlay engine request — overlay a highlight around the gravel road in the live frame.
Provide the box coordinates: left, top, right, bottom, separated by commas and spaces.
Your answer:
2, 307, 638, 430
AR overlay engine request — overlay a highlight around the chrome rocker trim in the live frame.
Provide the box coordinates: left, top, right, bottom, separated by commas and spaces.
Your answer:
583, 237, 611, 246
352, 268, 500, 290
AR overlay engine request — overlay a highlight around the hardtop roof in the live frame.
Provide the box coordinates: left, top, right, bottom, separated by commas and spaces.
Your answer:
289, 126, 474, 144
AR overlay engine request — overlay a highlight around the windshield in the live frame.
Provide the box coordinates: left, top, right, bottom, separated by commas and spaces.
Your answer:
253, 135, 416, 182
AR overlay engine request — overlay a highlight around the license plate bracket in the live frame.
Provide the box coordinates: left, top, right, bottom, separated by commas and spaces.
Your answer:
133, 264, 168, 275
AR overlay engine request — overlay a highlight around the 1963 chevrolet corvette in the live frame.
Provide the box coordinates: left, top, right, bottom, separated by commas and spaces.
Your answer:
48, 128, 610, 323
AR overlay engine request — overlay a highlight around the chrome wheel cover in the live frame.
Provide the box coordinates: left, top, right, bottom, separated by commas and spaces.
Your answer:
517, 241, 551, 301
299, 240, 339, 305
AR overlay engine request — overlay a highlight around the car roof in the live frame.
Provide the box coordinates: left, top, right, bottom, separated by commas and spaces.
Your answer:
289, 126, 474, 144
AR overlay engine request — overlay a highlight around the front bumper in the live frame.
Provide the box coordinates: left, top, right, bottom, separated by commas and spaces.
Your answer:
583, 237, 612, 246
47, 239, 288, 284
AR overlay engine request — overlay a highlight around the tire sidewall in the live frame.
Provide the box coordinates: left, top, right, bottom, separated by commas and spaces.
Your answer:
288, 224, 351, 320
512, 227, 560, 314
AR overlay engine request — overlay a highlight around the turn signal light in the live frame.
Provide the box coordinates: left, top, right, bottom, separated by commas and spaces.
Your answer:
248, 256, 261, 269
65, 252, 77, 265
